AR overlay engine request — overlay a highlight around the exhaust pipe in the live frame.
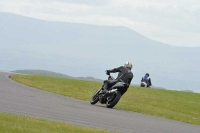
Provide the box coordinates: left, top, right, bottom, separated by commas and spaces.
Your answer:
108, 89, 117, 94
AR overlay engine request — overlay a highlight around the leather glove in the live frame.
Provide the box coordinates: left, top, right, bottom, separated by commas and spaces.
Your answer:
105, 70, 110, 75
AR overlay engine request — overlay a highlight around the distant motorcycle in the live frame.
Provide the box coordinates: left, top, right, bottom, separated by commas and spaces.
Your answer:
90, 74, 129, 108
140, 82, 152, 88
140, 82, 147, 87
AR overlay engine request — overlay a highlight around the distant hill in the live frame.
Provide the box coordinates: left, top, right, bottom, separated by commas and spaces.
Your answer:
183, 90, 193, 93
11, 69, 165, 89
1, 12, 200, 92
12, 70, 103, 82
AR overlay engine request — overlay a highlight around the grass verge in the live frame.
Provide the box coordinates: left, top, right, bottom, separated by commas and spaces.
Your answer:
0, 112, 112, 133
11, 74, 200, 125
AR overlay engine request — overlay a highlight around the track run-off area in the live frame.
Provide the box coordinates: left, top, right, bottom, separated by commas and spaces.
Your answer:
0, 72, 200, 133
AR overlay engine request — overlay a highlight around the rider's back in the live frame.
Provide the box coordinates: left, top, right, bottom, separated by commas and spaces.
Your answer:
114, 66, 133, 85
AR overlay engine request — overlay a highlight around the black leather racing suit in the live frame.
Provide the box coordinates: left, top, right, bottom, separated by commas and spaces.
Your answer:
103, 66, 133, 94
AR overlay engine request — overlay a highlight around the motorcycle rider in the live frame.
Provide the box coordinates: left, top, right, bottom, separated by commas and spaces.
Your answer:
102, 61, 133, 95
141, 73, 152, 87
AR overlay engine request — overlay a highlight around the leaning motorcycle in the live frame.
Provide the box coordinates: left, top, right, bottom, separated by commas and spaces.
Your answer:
90, 74, 129, 108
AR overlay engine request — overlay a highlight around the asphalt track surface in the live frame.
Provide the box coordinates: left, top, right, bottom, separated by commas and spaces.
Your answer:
0, 72, 200, 133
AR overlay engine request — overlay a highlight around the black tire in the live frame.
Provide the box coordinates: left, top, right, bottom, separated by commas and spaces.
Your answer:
106, 91, 121, 108
90, 89, 101, 105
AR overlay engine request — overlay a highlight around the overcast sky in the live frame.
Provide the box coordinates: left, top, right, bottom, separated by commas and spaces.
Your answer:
1, 0, 200, 47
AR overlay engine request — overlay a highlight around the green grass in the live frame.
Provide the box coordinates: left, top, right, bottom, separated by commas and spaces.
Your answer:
0, 112, 112, 133
11, 75, 200, 125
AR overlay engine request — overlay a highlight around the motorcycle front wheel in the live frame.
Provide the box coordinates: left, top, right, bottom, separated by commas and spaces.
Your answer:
106, 91, 121, 108
90, 88, 101, 105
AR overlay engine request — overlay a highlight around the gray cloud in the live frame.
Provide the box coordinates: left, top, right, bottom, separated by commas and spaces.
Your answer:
54, 0, 109, 6
0, 0, 200, 46
83, 2, 200, 34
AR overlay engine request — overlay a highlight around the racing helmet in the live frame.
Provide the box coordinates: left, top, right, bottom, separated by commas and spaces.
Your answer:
124, 61, 133, 69
146, 73, 149, 76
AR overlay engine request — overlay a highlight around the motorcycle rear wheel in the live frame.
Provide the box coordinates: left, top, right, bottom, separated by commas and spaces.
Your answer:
90, 88, 101, 105
106, 91, 121, 108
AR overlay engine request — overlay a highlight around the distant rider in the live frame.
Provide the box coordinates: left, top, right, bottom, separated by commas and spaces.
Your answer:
141, 73, 152, 87
102, 61, 133, 95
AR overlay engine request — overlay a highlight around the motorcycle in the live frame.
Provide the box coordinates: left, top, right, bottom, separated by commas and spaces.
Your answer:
90, 73, 129, 108
140, 82, 152, 88
140, 82, 147, 87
